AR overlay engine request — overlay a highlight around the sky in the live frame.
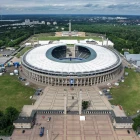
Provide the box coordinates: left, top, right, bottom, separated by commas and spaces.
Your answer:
0, 0, 140, 15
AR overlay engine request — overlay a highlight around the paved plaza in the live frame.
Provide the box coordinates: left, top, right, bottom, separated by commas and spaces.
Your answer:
21, 86, 112, 116
12, 115, 138, 140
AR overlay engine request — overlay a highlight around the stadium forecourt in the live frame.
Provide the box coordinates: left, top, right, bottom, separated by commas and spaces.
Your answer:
21, 43, 122, 86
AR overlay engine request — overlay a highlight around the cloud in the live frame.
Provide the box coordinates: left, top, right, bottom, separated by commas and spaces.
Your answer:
1, 0, 140, 15
107, 3, 140, 9
84, 3, 93, 7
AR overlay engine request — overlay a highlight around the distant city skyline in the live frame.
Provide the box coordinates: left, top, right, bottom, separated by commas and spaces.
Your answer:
1, 0, 140, 15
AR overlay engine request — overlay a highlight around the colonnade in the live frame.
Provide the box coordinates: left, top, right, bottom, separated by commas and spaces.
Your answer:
22, 65, 122, 86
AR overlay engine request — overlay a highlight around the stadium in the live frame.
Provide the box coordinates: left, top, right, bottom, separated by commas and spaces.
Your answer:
21, 43, 122, 86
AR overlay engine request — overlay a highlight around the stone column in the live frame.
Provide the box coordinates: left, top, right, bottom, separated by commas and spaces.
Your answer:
102, 36, 104, 46
64, 90, 67, 115
88, 78, 89, 85
37, 75, 39, 82
63, 79, 65, 86
69, 20, 71, 32
93, 77, 96, 85
106, 38, 108, 47
97, 77, 99, 84
45, 77, 46, 84
73, 45, 76, 58
55, 78, 56, 86
48, 77, 49, 85
91, 78, 93, 85
79, 90, 82, 115
84, 79, 86, 86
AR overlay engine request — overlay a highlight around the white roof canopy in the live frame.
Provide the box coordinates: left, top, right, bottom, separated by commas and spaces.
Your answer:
24, 43, 120, 73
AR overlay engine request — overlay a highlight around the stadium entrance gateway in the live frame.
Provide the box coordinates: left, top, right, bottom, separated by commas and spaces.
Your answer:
70, 79, 74, 85
64, 89, 82, 114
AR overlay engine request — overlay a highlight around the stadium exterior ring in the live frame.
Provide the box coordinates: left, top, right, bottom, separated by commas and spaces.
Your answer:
21, 43, 122, 86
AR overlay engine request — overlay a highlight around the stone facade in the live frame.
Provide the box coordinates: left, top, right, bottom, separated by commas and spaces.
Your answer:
13, 122, 32, 129
21, 64, 122, 86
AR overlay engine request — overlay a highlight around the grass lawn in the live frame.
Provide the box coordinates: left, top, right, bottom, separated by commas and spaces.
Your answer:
110, 68, 140, 115
16, 47, 32, 58
33, 34, 102, 41
0, 74, 35, 111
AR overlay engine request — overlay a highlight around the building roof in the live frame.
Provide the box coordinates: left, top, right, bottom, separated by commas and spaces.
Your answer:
96, 40, 114, 46
13, 117, 33, 123
136, 61, 140, 67
22, 43, 121, 74
39, 41, 50, 45
124, 52, 129, 57
59, 40, 78, 44
126, 54, 140, 61
114, 117, 133, 123
25, 43, 31, 46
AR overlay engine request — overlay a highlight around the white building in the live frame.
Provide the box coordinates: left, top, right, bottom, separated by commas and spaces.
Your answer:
96, 40, 114, 47
113, 117, 133, 129
39, 41, 50, 45
13, 117, 34, 129
12, 19, 45, 26
25, 43, 32, 46
59, 40, 78, 44
41, 21, 45, 24
25, 19, 30, 25
47, 22, 51, 25
125, 54, 140, 67
53, 21, 57, 25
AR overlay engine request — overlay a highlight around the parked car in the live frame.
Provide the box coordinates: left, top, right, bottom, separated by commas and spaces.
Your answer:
21, 78, 26, 81
39, 127, 44, 137
37, 89, 42, 92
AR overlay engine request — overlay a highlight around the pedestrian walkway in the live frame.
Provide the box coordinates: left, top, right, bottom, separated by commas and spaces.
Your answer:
21, 86, 112, 117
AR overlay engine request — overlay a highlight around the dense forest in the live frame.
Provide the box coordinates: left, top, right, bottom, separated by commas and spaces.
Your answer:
72, 24, 140, 53
0, 23, 140, 54
0, 25, 55, 48
0, 107, 19, 136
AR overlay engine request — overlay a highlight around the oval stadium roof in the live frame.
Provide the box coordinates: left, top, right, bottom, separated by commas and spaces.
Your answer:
22, 43, 121, 74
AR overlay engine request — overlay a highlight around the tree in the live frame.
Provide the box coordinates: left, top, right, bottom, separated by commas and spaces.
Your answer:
5, 107, 19, 124
0, 40, 4, 47
133, 115, 140, 131
137, 38, 140, 46
0, 111, 3, 117
82, 101, 90, 110
0, 117, 7, 130
0, 107, 19, 136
